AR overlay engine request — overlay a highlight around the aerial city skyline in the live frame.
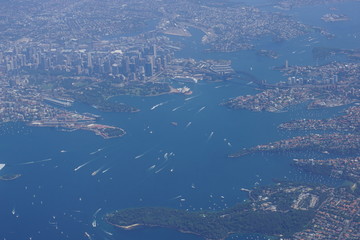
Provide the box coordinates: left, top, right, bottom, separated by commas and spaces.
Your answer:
0, 0, 359, 239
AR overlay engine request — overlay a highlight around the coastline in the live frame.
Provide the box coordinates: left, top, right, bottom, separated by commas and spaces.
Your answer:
105, 216, 226, 240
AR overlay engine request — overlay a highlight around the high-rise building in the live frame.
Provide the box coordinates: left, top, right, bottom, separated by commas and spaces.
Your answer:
145, 57, 154, 77
150, 44, 157, 58
87, 52, 93, 68
112, 64, 119, 75
121, 56, 130, 75
104, 60, 112, 73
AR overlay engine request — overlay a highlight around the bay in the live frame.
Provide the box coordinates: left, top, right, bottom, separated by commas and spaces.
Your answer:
0, 1, 357, 239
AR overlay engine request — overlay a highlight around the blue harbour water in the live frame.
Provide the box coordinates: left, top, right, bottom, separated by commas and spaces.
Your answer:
0, 1, 359, 240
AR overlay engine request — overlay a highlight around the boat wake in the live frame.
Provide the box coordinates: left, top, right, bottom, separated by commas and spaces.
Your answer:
18, 158, 52, 165
185, 95, 199, 101
197, 106, 206, 113
150, 101, 168, 110
89, 148, 104, 155
172, 106, 182, 111
207, 131, 214, 141
74, 160, 93, 172
134, 153, 145, 159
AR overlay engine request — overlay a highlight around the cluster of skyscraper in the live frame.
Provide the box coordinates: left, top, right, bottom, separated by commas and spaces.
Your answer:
1, 44, 172, 81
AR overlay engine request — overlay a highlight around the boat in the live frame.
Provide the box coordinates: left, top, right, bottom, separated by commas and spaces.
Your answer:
148, 165, 156, 171
84, 232, 92, 240
172, 106, 181, 111
90, 148, 103, 155
74, 160, 92, 171
185, 95, 197, 101
208, 131, 214, 140
92, 219, 97, 227
150, 101, 167, 110
134, 153, 145, 159
103, 230, 113, 236
91, 167, 102, 176
198, 106, 206, 113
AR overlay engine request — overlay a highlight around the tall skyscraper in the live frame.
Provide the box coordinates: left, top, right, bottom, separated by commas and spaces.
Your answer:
145, 57, 154, 77
87, 52, 93, 68
121, 56, 130, 75
150, 44, 157, 58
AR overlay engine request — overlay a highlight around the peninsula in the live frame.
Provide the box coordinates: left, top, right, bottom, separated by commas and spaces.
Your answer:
105, 182, 360, 240
106, 182, 318, 240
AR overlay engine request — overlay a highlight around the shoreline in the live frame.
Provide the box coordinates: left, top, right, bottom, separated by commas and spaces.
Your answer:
105, 217, 229, 240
